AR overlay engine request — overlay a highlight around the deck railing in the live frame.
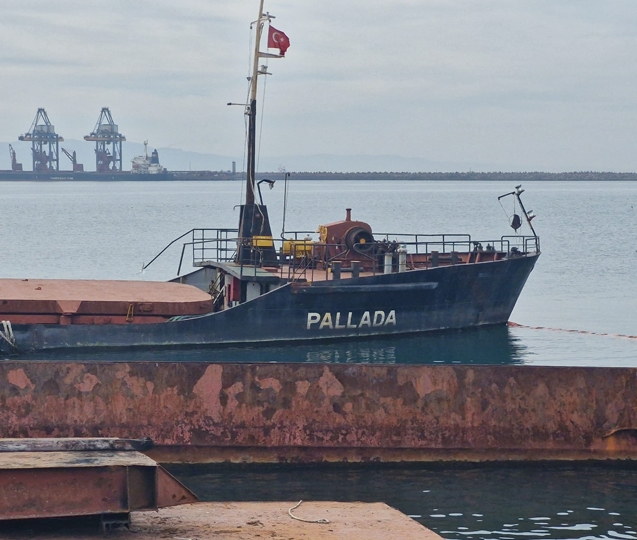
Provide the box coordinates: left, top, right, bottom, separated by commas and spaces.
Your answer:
153, 229, 537, 279
143, 228, 539, 278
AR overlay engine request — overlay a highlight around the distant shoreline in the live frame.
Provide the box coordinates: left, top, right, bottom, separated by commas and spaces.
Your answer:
1, 171, 635, 181
281, 171, 637, 181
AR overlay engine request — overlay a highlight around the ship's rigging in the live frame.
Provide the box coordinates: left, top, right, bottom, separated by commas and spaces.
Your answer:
228, 0, 290, 266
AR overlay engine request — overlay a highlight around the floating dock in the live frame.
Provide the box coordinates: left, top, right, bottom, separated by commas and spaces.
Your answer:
1, 362, 636, 462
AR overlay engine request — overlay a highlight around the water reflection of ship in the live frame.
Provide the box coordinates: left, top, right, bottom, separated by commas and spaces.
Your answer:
28, 326, 526, 365
298, 326, 526, 366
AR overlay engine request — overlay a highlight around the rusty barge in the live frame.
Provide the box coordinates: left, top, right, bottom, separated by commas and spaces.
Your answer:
0, 1, 539, 358
1, 362, 636, 463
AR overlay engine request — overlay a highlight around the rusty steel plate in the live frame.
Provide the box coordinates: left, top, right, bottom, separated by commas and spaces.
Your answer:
1, 363, 636, 463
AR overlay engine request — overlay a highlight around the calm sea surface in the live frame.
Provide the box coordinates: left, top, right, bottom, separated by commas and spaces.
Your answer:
1, 179, 636, 536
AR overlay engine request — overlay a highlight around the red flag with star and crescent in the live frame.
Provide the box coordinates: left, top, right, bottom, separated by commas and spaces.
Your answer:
268, 26, 290, 56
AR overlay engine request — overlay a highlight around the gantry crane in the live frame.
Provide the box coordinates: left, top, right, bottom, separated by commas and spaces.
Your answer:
18, 108, 64, 171
8, 144, 23, 171
84, 108, 126, 172
61, 148, 84, 172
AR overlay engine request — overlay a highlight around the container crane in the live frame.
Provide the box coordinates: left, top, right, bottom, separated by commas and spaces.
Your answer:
18, 108, 63, 171
8, 144, 22, 171
61, 148, 84, 172
84, 108, 126, 172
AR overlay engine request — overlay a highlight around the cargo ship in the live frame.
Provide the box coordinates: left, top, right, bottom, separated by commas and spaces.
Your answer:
0, 1, 540, 357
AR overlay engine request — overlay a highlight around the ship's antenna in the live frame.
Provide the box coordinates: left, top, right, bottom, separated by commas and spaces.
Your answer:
497, 185, 539, 246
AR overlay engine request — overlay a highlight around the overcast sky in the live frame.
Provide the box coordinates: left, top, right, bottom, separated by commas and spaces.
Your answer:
2, 0, 637, 172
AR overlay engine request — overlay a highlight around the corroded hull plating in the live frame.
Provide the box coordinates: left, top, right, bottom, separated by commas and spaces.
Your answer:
1, 254, 538, 356
0, 361, 635, 462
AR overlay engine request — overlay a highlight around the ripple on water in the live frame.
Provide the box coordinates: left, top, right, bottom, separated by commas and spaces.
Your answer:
608, 532, 637, 539
548, 524, 597, 531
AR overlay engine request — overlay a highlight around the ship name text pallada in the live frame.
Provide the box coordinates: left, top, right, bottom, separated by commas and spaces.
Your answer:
307, 310, 397, 330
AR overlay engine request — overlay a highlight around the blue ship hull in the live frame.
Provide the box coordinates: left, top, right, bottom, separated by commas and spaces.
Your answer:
1, 253, 538, 356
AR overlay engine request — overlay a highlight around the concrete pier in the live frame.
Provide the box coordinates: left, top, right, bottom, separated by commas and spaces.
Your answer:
1, 502, 439, 539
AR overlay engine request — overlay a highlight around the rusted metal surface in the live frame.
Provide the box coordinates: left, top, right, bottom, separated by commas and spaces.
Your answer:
0, 441, 197, 521
0, 363, 636, 463
0, 451, 157, 469
0, 465, 130, 520
0, 437, 152, 452
0, 278, 212, 324
156, 467, 200, 508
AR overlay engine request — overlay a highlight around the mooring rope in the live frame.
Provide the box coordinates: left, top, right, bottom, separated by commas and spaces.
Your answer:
0, 320, 17, 350
288, 500, 330, 524
508, 321, 637, 340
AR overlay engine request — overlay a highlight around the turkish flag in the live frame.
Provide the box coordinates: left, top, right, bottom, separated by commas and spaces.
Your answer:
268, 26, 290, 56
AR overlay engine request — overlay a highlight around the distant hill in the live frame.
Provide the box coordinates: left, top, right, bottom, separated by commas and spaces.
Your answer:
1, 141, 491, 174
1, 140, 238, 173
254, 154, 496, 174
3, 141, 635, 178
281, 171, 637, 181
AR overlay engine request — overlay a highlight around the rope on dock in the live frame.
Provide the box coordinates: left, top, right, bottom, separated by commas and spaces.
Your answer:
508, 321, 637, 340
0, 321, 17, 350
288, 500, 330, 524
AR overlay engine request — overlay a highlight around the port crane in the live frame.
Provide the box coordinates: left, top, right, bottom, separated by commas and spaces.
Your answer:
61, 148, 84, 172
18, 108, 63, 171
84, 108, 126, 172
8, 144, 22, 171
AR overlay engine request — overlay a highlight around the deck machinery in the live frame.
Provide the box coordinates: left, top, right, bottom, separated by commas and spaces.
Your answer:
18, 108, 63, 172
84, 107, 126, 172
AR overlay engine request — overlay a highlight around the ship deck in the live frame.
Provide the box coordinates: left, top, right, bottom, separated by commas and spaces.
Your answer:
0, 278, 213, 325
206, 248, 512, 285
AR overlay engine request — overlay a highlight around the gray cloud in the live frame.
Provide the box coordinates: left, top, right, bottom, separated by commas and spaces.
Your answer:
1, 0, 636, 171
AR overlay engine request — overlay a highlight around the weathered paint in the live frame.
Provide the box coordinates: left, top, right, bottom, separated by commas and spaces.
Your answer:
0, 465, 131, 520
0, 447, 197, 520
0, 362, 636, 463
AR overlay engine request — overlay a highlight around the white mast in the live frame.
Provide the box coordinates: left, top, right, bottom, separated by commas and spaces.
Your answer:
249, 0, 267, 104
245, 1, 282, 205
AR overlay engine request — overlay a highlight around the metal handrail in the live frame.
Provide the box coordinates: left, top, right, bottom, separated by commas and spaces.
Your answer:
144, 227, 539, 277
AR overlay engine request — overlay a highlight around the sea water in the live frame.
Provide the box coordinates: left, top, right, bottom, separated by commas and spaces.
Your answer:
2, 179, 636, 365
168, 463, 637, 539
1, 179, 636, 536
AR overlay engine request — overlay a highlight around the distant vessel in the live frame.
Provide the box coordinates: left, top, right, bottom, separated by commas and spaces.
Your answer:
1, 138, 232, 181
131, 141, 168, 175
0, 0, 539, 357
